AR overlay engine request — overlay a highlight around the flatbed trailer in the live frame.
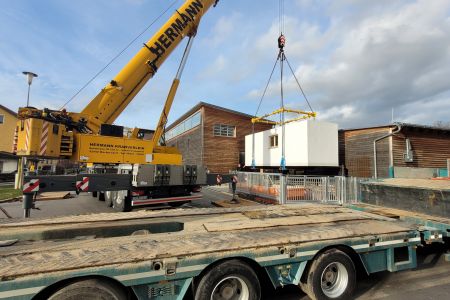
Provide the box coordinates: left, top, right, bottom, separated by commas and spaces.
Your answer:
0, 203, 448, 300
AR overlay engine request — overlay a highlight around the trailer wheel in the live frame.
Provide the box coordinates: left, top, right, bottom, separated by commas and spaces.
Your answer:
104, 191, 114, 207
113, 190, 131, 212
48, 278, 126, 300
194, 259, 261, 300
301, 249, 356, 300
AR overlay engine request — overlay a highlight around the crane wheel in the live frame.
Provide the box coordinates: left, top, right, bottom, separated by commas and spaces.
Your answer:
98, 192, 105, 201
113, 190, 131, 212
104, 191, 114, 207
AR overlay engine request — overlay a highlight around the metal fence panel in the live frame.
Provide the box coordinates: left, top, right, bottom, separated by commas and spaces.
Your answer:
235, 172, 281, 202
235, 172, 368, 205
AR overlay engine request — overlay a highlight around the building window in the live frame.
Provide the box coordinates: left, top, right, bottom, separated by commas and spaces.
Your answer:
166, 111, 202, 141
213, 124, 235, 137
270, 135, 278, 148
0, 115, 4, 124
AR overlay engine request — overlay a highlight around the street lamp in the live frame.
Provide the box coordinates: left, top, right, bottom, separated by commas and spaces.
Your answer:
21, 71, 37, 218
22, 71, 38, 107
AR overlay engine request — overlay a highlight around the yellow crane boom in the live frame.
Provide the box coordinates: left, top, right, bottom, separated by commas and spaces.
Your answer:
15, 0, 218, 165
77, 0, 214, 133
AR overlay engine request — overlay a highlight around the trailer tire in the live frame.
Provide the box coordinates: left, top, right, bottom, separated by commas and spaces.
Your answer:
301, 249, 356, 300
48, 278, 127, 300
113, 190, 131, 212
105, 191, 114, 207
194, 259, 261, 300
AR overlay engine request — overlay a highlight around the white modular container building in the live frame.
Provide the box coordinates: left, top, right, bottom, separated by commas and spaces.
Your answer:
245, 120, 339, 167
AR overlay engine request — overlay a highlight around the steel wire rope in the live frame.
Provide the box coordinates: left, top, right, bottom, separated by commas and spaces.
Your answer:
60, 0, 180, 110
285, 56, 314, 113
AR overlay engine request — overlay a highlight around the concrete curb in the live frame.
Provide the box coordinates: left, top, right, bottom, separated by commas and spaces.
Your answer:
0, 197, 21, 204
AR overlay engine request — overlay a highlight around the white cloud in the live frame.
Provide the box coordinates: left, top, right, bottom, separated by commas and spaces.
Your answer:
244, 0, 450, 127
2, 0, 450, 130
205, 13, 241, 47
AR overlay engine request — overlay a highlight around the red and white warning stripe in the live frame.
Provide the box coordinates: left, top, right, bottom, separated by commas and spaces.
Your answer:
39, 121, 49, 156
12, 126, 18, 153
76, 177, 89, 192
23, 179, 40, 193
24, 119, 31, 152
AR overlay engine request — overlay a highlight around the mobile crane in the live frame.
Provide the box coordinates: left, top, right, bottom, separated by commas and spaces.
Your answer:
14, 0, 219, 212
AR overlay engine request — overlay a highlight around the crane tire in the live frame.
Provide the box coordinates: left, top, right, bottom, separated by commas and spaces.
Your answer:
194, 259, 261, 300
301, 249, 356, 300
104, 191, 114, 207
48, 278, 127, 300
99, 192, 105, 201
113, 190, 131, 212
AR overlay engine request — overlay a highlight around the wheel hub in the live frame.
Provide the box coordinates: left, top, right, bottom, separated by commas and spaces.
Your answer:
211, 276, 249, 300
320, 262, 348, 298
220, 284, 236, 299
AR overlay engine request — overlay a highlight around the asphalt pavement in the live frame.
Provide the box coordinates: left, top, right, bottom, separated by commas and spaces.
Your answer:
0, 187, 449, 299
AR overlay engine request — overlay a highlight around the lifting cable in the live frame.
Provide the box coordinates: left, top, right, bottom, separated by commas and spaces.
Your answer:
251, 0, 315, 170
60, 0, 180, 110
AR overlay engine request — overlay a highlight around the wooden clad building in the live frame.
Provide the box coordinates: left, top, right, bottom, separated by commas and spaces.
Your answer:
166, 102, 271, 174
339, 123, 450, 178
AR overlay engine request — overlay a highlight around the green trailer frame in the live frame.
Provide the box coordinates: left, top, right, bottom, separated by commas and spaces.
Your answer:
0, 204, 448, 300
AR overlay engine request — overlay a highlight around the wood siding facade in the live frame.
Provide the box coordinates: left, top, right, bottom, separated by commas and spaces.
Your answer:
392, 128, 450, 168
340, 125, 450, 178
339, 127, 391, 178
167, 103, 271, 174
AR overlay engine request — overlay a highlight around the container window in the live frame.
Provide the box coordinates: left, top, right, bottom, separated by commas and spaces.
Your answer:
270, 135, 278, 147
0, 115, 4, 124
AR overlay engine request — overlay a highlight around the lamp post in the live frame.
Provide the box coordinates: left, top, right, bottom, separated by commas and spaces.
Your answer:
22, 71, 38, 107
20, 71, 38, 218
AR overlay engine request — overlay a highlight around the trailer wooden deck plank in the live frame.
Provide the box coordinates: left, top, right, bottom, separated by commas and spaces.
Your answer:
351, 203, 450, 225
0, 203, 341, 228
0, 204, 415, 280
0, 219, 412, 280
0, 205, 393, 242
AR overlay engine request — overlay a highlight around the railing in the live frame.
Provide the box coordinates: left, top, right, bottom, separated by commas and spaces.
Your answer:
235, 172, 282, 203
235, 172, 367, 205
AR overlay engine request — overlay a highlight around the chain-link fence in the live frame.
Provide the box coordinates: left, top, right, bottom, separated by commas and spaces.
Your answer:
235, 172, 367, 205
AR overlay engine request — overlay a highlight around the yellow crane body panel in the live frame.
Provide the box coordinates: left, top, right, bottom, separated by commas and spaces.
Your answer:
73, 134, 182, 165
15, 119, 64, 158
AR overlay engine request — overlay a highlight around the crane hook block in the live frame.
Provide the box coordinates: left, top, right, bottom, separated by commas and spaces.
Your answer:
278, 35, 286, 49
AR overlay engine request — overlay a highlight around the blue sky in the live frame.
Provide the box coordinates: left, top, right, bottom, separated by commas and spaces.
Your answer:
1, 0, 449, 129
